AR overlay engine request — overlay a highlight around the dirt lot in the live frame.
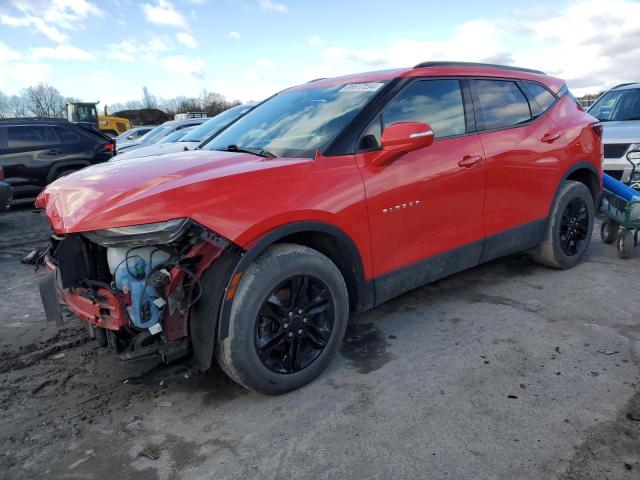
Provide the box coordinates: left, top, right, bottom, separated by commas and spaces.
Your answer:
0, 207, 639, 480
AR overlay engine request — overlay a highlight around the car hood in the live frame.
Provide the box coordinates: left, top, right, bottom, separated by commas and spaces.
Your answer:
36, 149, 312, 234
114, 141, 200, 161
601, 120, 640, 143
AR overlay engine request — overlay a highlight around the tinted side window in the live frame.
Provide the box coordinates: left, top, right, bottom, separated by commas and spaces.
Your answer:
7, 125, 50, 149
472, 80, 531, 130
522, 82, 556, 113
52, 126, 80, 143
382, 79, 466, 138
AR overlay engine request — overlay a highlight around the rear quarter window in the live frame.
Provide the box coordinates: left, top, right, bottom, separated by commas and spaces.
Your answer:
51, 126, 80, 143
522, 82, 557, 113
471, 80, 532, 130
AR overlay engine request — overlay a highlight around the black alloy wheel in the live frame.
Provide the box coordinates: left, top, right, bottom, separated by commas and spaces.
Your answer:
255, 275, 334, 374
559, 197, 590, 256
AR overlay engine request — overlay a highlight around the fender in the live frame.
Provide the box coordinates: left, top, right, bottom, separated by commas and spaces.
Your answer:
46, 160, 91, 183
216, 221, 373, 343
550, 160, 601, 213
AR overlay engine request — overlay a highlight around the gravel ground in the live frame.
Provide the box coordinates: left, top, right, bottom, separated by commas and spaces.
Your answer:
0, 207, 638, 480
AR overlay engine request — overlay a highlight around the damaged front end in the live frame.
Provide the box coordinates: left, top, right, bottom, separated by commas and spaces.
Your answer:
38, 218, 243, 364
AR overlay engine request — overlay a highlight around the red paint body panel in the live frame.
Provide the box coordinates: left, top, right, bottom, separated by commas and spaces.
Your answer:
36, 65, 601, 290
357, 134, 486, 277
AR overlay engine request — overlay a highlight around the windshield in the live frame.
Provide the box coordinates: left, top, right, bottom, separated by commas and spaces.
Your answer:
589, 88, 640, 121
73, 104, 97, 123
181, 105, 252, 143
204, 82, 386, 158
157, 128, 193, 144
137, 124, 172, 144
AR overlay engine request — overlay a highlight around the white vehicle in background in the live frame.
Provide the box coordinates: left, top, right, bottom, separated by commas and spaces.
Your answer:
114, 126, 157, 146
588, 83, 640, 184
116, 117, 209, 154
112, 104, 255, 162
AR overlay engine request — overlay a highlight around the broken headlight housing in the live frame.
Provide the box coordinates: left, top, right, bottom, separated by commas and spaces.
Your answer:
83, 218, 189, 247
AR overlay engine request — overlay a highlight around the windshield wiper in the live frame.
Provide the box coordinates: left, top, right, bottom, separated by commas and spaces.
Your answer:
220, 144, 276, 158
623, 115, 640, 121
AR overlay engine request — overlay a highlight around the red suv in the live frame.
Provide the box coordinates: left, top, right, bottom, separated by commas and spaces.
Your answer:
37, 62, 602, 394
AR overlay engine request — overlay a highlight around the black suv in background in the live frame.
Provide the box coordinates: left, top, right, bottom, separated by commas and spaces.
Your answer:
0, 164, 11, 212
0, 118, 115, 201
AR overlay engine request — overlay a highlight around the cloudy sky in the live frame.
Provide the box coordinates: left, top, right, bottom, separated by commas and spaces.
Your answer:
0, 0, 639, 105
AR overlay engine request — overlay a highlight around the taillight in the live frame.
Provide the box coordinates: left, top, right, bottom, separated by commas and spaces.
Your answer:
592, 123, 603, 138
102, 142, 115, 153
0, 165, 4, 181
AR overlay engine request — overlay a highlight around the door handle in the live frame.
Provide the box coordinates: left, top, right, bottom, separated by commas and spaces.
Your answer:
458, 155, 483, 168
541, 133, 561, 143
45, 149, 61, 155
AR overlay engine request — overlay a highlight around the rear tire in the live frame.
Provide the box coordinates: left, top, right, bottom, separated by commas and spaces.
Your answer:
533, 180, 595, 269
600, 220, 619, 244
216, 244, 349, 395
617, 229, 634, 259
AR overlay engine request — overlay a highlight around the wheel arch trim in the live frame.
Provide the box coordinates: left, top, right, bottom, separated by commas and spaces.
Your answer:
216, 221, 373, 341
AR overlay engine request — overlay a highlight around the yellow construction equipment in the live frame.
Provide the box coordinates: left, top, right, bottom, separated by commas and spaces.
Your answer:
66, 102, 131, 137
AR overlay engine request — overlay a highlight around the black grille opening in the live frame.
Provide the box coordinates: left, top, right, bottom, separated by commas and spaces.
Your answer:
50, 235, 112, 288
603, 143, 630, 158
604, 170, 624, 181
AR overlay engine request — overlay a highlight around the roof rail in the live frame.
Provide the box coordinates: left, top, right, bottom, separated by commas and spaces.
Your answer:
0, 117, 69, 123
306, 77, 327, 83
413, 61, 545, 75
609, 82, 637, 90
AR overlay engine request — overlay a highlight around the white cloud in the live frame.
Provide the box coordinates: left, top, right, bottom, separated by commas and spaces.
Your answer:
106, 37, 173, 63
0, 62, 51, 89
259, 0, 288, 13
301, 1, 640, 96
30, 44, 94, 61
228, 31, 241, 40
0, 42, 22, 63
161, 55, 206, 80
1, 0, 103, 43
176, 32, 197, 48
257, 57, 273, 68
140, 0, 187, 28
308, 36, 325, 48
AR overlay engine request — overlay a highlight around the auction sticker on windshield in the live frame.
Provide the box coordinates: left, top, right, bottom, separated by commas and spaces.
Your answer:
339, 82, 385, 92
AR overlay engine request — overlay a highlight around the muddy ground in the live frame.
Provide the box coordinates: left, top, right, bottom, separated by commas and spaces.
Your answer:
0, 207, 639, 480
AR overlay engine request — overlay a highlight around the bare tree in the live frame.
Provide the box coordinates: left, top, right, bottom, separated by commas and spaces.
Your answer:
0, 91, 9, 118
8, 94, 29, 117
24, 83, 65, 118
142, 86, 158, 109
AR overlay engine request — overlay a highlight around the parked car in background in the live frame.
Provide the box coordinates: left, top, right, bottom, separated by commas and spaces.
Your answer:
114, 126, 157, 147
116, 117, 209, 154
112, 104, 255, 162
588, 83, 640, 184
0, 164, 12, 212
0, 118, 115, 201
37, 62, 601, 394
154, 126, 196, 145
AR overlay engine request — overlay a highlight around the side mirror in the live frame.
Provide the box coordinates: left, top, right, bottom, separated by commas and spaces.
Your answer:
369, 121, 434, 166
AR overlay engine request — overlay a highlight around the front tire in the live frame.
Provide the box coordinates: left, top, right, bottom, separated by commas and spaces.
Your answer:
216, 244, 349, 394
533, 180, 595, 269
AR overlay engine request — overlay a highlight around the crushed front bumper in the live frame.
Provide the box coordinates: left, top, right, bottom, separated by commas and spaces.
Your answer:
39, 260, 131, 330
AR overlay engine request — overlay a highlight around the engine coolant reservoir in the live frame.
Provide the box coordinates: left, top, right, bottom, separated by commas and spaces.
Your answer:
106, 247, 171, 330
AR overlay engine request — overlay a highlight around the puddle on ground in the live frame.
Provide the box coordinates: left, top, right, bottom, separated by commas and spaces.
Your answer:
340, 322, 393, 374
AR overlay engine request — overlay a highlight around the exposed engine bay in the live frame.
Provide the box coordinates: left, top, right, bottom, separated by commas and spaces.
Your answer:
39, 220, 243, 364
